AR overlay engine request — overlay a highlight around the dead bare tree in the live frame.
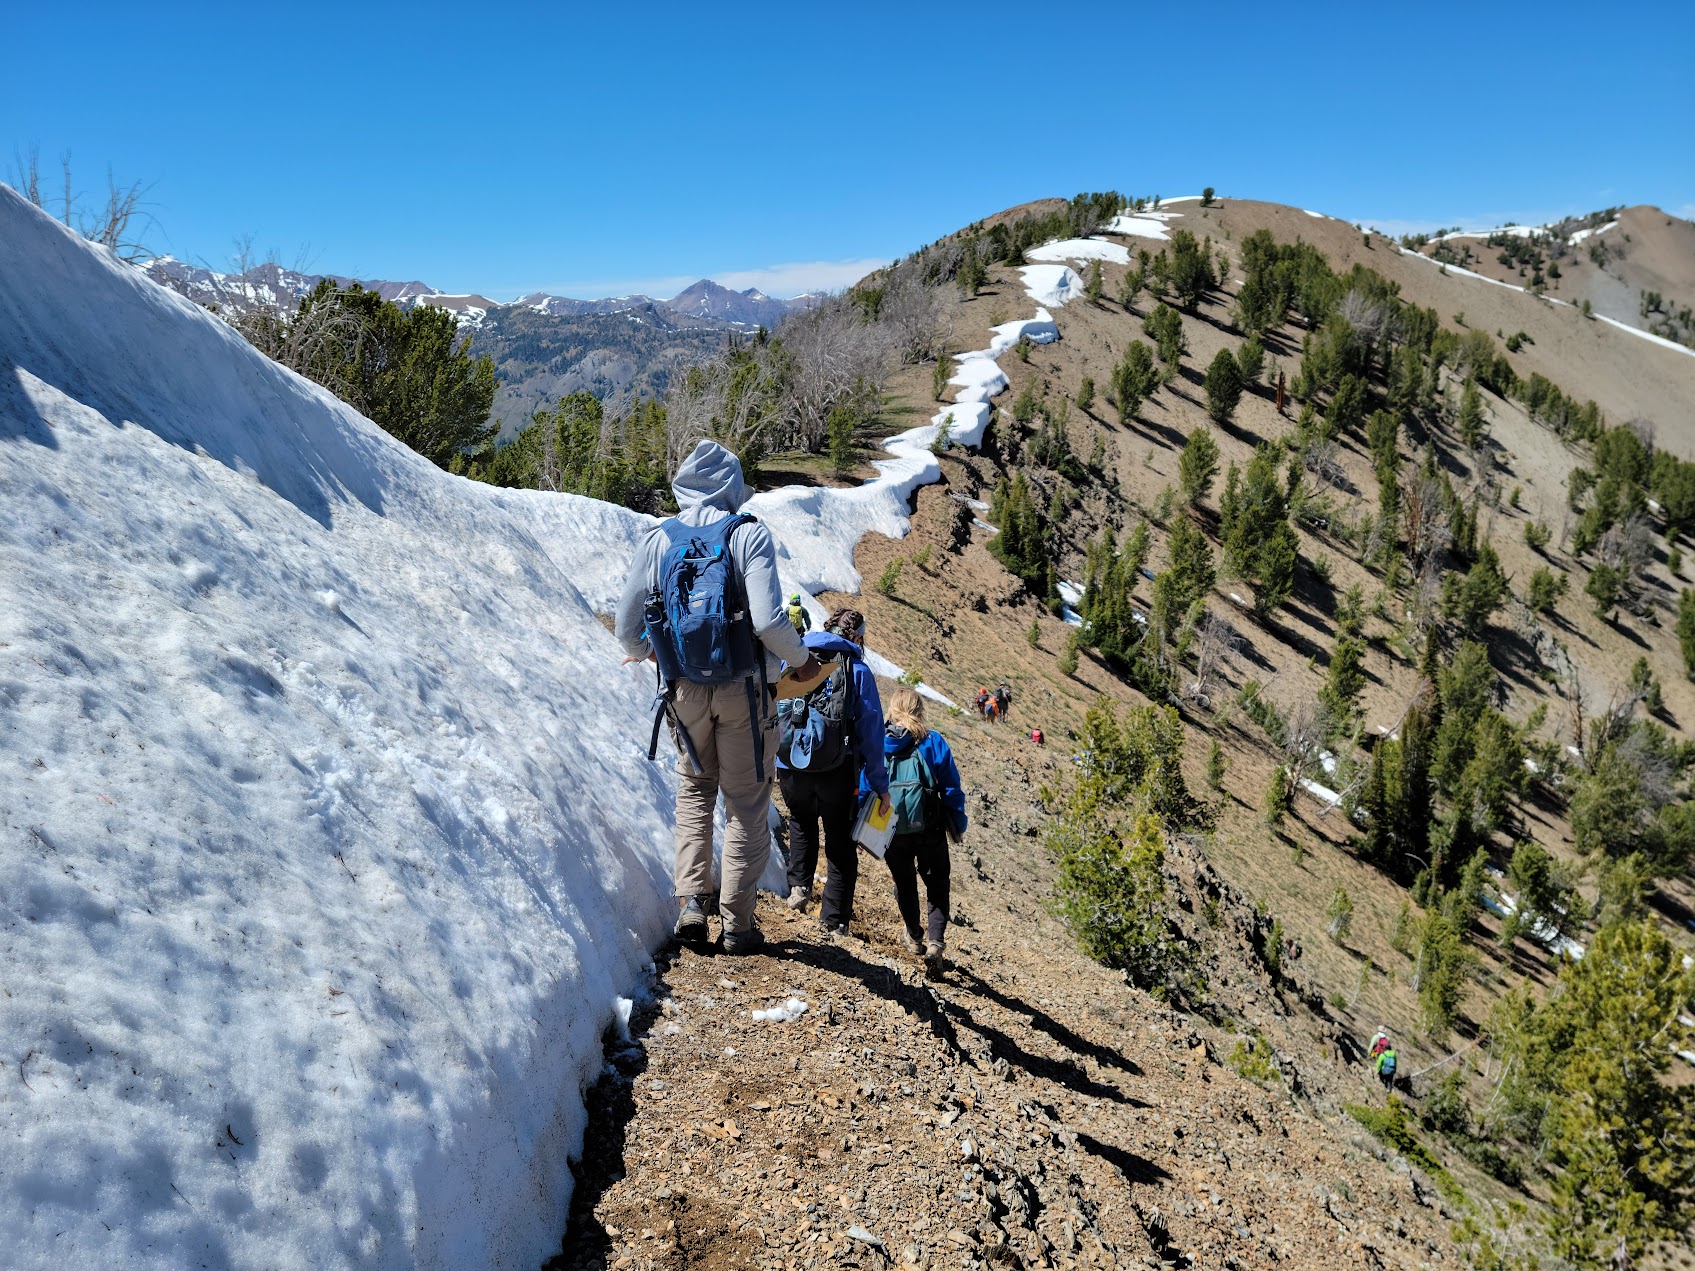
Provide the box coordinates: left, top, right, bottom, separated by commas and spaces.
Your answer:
10, 146, 155, 263
1184, 610, 1241, 708
1280, 698, 1331, 800
878, 265, 951, 365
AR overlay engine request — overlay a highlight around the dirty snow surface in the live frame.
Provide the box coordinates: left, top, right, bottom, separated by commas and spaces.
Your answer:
0, 188, 686, 1270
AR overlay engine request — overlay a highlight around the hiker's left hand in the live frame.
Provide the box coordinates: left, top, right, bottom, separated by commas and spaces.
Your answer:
621, 652, 654, 666
876, 793, 891, 819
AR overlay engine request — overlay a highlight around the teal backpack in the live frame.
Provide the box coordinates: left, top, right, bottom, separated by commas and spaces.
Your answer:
886, 741, 939, 835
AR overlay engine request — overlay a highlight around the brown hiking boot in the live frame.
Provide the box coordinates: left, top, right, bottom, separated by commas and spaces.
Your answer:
924, 938, 946, 977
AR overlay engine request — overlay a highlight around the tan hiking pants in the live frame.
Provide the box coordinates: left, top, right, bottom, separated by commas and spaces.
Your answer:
669, 679, 778, 934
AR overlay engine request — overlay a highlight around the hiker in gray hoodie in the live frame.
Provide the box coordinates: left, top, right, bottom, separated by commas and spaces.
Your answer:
615, 440, 815, 954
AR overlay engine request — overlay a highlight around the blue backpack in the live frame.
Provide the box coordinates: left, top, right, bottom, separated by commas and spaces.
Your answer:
642, 514, 769, 774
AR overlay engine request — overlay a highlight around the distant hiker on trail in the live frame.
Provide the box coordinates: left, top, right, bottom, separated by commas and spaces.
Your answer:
994, 684, 1011, 721
1369, 1027, 1390, 1061
616, 439, 817, 955
975, 686, 997, 722
1375, 1043, 1398, 1091
787, 593, 812, 635
1030, 727, 1044, 746
777, 607, 889, 937
869, 687, 967, 977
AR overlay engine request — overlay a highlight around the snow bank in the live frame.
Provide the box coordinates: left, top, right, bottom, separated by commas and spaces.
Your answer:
1027, 237, 1131, 265
1018, 264, 1088, 307
1567, 220, 1618, 246
0, 188, 684, 1269
1105, 213, 1177, 241
1057, 580, 1085, 627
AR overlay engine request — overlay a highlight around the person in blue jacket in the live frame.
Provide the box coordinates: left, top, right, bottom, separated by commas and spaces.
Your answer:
865, 686, 967, 976
776, 608, 889, 935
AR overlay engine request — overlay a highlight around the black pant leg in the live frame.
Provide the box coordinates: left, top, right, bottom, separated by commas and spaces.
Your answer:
883, 835, 923, 940
914, 827, 952, 944
779, 771, 820, 894
814, 767, 860, 930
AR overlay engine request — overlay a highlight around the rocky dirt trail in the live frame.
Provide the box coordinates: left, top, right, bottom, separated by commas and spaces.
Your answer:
543, 725, 1461, 1271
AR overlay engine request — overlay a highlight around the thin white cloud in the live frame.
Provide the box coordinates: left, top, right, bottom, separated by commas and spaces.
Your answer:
505, 257, 889, 302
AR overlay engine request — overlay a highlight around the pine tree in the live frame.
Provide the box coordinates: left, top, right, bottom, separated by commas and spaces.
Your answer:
932, 355, 949, 402
1111, 340, 1158, 422
1236, 335, 1265, 386
1083, 258, 1103, 304
1076, 375, 1095, 413
1203, 347, 1244, 425
1168, 229, 1214, 309
1265, 766, 1291, 825
1320, 637, 1367, 725
1221, 445, 1297, 614
1141, 304, 1186, 367
1058, 634, 1080, 677
1153, 518, 1216, 640
1490, 921, 1695, 1264
1178, 427, 1220, 507
1357, 738, 1394, 868
1205, 739, 1226, 788
1027, 616, 1041, 648
1443, 542, 1508, 636
1458, 377, 1485, 450
1679, 588, 1695, 676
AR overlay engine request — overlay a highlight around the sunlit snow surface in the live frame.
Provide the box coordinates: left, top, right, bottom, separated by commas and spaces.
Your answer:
1018, 264, 1088, 307
0, 176, 1055, 1266
0, 188, 681, 1269
1026, 237, 1131, 265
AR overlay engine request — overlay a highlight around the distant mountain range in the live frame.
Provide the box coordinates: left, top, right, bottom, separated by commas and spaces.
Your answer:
138, 258, 824, 436
137, 257, 818, 332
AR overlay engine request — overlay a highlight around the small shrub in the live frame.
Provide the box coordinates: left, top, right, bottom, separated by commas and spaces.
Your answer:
1026, 616, 1041, 648
1205, 739, 1226, 789
1265, 767, 1291, 825
1229, 1034, 1279, 1083
1346, 1099, 1466, 1206
1058, 634, 1080, 677
1077, 375, 1095, 413
1325, 887, 1354, 943
877, 557, 904, 596
1523, 520, 1551, 552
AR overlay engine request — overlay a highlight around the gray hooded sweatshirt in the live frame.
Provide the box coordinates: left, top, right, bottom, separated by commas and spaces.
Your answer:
615, 440, 809, 680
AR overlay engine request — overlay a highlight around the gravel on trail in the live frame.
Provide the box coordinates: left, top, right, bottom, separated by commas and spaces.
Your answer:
545, 863, 1457, 1271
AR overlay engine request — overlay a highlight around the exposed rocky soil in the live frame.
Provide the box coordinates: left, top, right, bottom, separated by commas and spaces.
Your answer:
543, 716, 1462, 1271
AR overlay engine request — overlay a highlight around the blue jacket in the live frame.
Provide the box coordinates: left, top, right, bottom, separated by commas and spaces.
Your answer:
862, 726, 968, 837
776, 632, 889, 796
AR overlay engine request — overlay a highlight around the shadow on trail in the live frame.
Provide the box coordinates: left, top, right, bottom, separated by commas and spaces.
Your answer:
949, 966, 1143, 1078
542, 964, 670, 1271
776, 937, 972, 1064
1075, 1131, 1172, 1187
780, 939, 1146, 1106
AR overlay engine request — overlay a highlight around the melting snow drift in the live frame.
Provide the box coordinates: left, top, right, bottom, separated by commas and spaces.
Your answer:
0, 188, 682, 1269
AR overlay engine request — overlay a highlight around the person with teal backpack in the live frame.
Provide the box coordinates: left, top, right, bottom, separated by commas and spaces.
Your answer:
864, 687, 966, 976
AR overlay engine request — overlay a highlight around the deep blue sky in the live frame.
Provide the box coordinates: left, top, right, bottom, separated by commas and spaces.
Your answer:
8, 1, 1692, 299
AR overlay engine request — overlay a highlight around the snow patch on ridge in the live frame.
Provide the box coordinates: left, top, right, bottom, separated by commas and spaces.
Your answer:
1018, 264, 1088, 307
1027, 238, 1131, 265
